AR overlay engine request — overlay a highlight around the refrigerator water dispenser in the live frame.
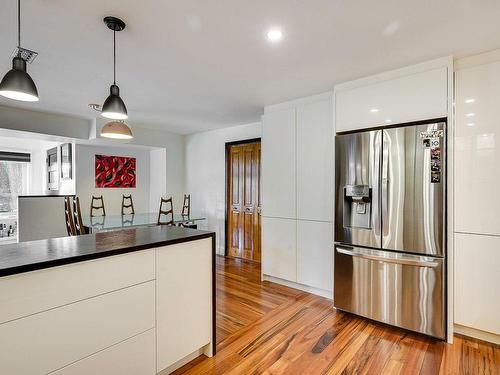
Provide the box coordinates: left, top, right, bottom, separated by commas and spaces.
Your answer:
343, 185, 372, 229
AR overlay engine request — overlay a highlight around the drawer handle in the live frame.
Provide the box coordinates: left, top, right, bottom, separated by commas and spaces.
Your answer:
336, 247, 439, 268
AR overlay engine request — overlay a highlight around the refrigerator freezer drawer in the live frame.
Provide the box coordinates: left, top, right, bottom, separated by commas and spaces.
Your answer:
334, 245, 445, 339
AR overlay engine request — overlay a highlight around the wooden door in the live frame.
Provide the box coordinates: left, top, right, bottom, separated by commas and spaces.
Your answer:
227, 142, 261, 262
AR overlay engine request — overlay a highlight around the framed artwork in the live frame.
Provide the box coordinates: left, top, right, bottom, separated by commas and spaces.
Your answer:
95, 155, 136, 188
60, 143, 72, 180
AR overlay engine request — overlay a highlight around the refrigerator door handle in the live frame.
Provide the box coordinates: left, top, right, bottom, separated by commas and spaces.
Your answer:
336, 246, 440, 268
381, 129, 389, 240
372, 130, 383, 239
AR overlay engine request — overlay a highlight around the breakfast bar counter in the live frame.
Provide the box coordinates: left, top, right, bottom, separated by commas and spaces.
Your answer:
0, 226, 216, 375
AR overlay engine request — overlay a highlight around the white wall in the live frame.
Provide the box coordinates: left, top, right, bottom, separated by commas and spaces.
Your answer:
0, 105, 91, 140
149, 148, 167, 212
75, 144, 150, 216
185, 122, 261, 254
92, 120, 186, 208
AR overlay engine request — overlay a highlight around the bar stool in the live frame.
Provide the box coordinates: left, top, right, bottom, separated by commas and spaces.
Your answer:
121, 194, 135, 215
72, 196, 88, 235
90, 195, 106, 217
158, 197, 174, 225
64, 196, 77, 236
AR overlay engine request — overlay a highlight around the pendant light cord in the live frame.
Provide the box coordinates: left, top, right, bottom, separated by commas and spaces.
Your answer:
113, 29, 116, 84
17, 0, 21, 49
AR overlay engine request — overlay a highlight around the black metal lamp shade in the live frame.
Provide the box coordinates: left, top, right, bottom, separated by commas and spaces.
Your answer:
101, 84, 128, 120
0, 56, 39, 102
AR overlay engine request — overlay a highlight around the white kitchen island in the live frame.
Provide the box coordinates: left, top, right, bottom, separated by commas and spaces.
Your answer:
0, 226, 216, 375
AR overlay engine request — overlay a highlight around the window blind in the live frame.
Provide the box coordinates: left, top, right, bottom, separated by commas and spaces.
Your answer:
0, 151, 31, 162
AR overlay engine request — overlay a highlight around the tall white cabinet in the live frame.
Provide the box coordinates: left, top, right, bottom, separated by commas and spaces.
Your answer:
453, 51, 500, 345
261, 93, 334, 298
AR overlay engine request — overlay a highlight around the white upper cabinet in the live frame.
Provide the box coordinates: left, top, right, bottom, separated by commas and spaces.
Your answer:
262, 108, 296, 218
335, 58, 451, 132
296, 99, 334, 222
455, 59, 500, 236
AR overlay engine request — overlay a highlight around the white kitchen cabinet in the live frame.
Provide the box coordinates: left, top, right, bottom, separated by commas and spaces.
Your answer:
52, 329, 156, 375
454, 59, 500, 236
335, 61, 450, 132
454, 233, 500, 335
0, 281, 155, 375
156, 239, 213, 372
262, 217, 297, 282
296, 99, 334, 222
262, 108, 296, 218
297, 220, 333, 293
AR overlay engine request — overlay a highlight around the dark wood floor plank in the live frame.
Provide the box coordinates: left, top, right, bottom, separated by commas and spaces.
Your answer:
173, 256, 500, 375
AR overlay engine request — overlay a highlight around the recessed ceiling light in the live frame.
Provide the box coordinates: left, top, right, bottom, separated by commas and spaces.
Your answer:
467, 123, 475, 127
465, 98, 475, 104
385, 119, 392, 123
370, 108, 379, 113
267, 28, 283, 42
466, 113, 475, 117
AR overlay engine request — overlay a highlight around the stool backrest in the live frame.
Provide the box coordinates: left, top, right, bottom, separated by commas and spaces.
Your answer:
122, 194, 135, 215
182, 194, 191, 216
90, 195, 106, 217
64, 196, 77, 236
72, 196, 87, 235
158, 197, 174, 226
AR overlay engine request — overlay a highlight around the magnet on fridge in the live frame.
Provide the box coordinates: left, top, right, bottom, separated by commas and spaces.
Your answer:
431, 160, 441, 172
431, 172, 441, 183
430, 138, 440, 148
431, 148, 441, 160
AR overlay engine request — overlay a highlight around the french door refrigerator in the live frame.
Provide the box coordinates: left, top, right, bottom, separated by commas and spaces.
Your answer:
334, 121, 446, 339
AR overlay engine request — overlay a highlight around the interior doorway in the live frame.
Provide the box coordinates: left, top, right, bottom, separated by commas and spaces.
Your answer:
225, 138, 261, 262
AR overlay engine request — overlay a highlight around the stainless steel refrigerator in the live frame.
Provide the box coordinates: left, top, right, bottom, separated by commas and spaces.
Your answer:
334, 121, 446, 339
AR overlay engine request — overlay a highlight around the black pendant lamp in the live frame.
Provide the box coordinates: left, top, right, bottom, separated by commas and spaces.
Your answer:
0, 0, 39, 102
101, 17, 128, 120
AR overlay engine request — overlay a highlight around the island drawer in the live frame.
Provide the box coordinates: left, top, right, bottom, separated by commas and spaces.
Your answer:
0, 280, 155, 375
51, 329, 156, 375
0, 249, 155, 323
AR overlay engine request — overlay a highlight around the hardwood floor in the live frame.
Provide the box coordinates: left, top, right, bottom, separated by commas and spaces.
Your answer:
174, 256, 500, 375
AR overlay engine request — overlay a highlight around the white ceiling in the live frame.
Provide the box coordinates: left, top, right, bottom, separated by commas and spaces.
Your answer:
1, 0, 500, 135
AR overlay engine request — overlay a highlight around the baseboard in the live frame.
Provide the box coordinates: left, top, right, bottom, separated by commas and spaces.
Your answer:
157, 348, 205, 374
454, 324, 500, 345
262, 274, 333, 299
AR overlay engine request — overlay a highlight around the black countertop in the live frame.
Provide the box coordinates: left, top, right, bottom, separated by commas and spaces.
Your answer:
0, 226, 215, 277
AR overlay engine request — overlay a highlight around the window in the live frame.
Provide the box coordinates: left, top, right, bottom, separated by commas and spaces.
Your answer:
0, 152, 30, 214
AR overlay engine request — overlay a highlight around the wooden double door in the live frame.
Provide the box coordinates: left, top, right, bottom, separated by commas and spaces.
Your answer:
227, 141, 261, 262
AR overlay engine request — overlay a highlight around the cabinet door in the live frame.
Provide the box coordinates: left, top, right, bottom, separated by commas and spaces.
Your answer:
156, 239, 213, 372
335, 67, 448, 132
297, 99, 334, 222
297, 220, 333, 292
262, 217, 296, 282
262, 108, 296, 218
455, 61, 500, 235
455, 233, 500, 335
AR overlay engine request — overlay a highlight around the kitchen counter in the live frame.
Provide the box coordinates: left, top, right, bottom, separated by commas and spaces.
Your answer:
0, 226, 216, 375
0, 225, 214, 277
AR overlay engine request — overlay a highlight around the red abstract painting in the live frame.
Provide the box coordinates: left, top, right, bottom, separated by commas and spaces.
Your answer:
95, 155, 136, 188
